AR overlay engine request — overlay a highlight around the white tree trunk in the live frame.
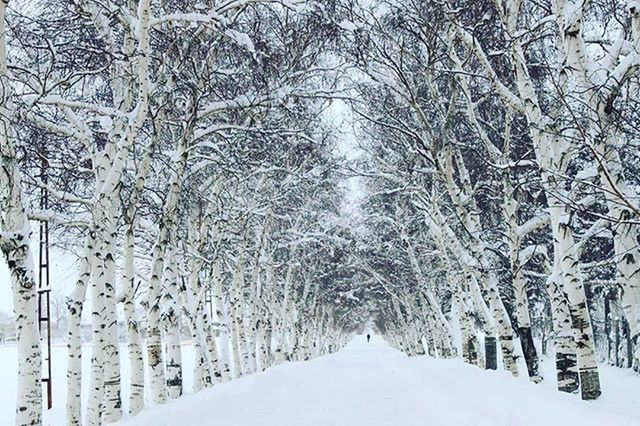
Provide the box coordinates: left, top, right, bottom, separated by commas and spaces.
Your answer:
548, 191, 601, 400
212, 260, 232, 380
547, 273, 580, 394
122, 222, 144, 415
66, 239, 92, 426
0, 6, 42, 424
121, 129, 156, 417
102, 208, 122, 423
230, 251, 248, 377
86, 221, 108, 425
162, 244, 183, 399
146, 117, 190, 405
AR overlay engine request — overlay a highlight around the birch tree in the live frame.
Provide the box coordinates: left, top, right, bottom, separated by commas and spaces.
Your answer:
0, 3, 42, 424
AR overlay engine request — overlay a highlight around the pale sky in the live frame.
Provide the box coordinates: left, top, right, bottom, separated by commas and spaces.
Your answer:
327, 98, 365, 219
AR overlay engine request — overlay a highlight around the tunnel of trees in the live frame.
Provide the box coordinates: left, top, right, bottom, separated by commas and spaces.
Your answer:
1, 0, 639, 425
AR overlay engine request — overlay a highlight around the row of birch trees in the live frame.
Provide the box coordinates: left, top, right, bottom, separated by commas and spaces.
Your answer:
342, 0, 640, 402
1, 1, 361, 425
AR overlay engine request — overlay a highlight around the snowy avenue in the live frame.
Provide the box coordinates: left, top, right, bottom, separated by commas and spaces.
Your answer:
112, 336, 640, 426
2, 0, 640, 425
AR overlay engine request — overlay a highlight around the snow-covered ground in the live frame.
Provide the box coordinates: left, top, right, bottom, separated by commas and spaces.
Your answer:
119, 336, 638, 426
2, 336, 639, 425
0, 343, 199, 425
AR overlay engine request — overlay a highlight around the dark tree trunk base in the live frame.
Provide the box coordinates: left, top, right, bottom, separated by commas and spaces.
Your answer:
518, 326, 541, 382
556, 350, 579, 394
485, 336, 497, 370
580, 369, 601, 400
464, 337, 478, 366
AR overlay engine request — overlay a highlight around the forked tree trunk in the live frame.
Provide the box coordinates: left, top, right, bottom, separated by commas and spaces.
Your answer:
548, 190, 601, 400
508, 44, 601, 398
146, 109, 191, 404
120, 129, 157, 416
503, 178, 542, 382
555, 0, 640, 371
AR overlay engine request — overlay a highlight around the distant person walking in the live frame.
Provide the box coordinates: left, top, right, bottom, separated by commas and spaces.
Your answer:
367, 334, 370, 343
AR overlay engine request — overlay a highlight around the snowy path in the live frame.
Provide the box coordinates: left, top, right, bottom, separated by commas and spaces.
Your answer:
115, 336, 640, 426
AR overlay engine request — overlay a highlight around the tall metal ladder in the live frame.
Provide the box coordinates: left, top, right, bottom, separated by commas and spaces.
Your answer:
37, 155, 53, 410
